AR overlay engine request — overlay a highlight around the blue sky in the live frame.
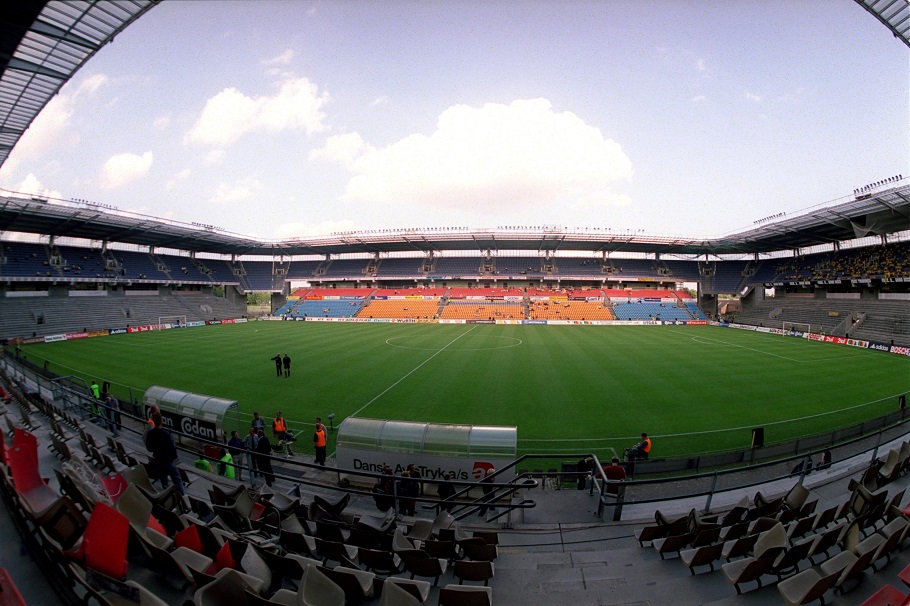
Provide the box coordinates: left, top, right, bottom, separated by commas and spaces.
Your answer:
0, 0, 906, 242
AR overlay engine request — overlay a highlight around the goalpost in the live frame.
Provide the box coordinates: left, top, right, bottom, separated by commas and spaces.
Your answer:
781, 321, 815, 336
157, 315, 187, 329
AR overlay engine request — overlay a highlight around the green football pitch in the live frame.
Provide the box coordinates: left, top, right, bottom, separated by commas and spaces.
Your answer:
15, 322, 910, 459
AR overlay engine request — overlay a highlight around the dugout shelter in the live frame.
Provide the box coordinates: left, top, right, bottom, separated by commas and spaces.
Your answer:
336, 417, 518, 489
143, 385, 240, 445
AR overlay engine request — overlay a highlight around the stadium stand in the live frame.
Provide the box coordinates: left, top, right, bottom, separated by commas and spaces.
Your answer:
439, 301, 524, 320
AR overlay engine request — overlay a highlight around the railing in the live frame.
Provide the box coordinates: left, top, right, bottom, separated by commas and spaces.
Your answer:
2, 349, 907, 525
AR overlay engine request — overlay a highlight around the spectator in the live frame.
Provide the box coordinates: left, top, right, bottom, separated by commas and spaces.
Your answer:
437, 472, 456, 513
227, 430, 244, 481
626, 433, 651, 461
477, 468, 497, 517
273, 411, 289, 441
818, 449, 833, 470
273, 410, 293, 456
145, 412, 186, 496
255, 429, 274, 487
576, 456, 593, 490
251, 411, 265, 433
194, 451, 213, 473
372, 465, 395, 512
218, 447, 235, 480
104, 394, 121, 435
600, 457, 627, 494
243, 427, 260, 488
313, 418, 327, 466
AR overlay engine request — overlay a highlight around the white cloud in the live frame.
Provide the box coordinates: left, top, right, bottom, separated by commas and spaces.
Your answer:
696, 58, 706, 72
371, 96, 390, 107
0, 74, 110, 179
263, 49, 294, 65
309, 132, 373, 166
315, 98, 632, 214
691, 95, 707, 103
210, 177, 263, 204
76, 74, 110, 97
183, 76, 329, 147
746, 92, 763, 103
99, 151, 153, 190
12, 174, 63, 201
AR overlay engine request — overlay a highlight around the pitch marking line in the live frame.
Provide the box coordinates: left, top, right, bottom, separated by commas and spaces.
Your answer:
349, 325, 479, 419
520, 392, 906, 444
689, 334, 867, 363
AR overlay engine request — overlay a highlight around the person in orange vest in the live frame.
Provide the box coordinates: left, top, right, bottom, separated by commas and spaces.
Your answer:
627, 432, 651, 461
313, 417, 327, 466
273, 410, 289, 441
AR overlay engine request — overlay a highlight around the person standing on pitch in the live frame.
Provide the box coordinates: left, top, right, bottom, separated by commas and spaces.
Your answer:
283, 353, 291, 377
313, 418, 327, 466
270, 353, 282, 377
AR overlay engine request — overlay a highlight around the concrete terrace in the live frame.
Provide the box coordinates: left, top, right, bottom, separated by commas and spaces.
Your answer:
3, 399, 910, 606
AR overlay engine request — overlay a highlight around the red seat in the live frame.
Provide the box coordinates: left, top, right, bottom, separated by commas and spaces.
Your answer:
859, 584, 907, 606
66, 501, 130, 580
100, 473, 128, 503
7, 432, 60, 521
0, 568, 26, 606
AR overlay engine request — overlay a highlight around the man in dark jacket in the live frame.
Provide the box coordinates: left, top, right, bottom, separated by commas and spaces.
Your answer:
255, 429, 275, 487
144, 412, 186, 495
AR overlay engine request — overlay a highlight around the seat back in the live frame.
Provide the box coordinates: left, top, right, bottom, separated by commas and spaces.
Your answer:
454, 560, 494, 585
115, 484, 153, 532
380, 578, 421, 606
7, 437, 60, 519
754, 523, 786, 558
122, 464, 154, 493
461, 541, 498, 562
438, 584, 493, 606
359, 547, 403, 575
784, 483, 809, 510
302, 564, 345, 606
836, 547, 876, 587
77, 501, 130, 580
193, 569, 256, 606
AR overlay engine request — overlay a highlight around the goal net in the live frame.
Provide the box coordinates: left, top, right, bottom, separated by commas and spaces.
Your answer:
158, 315, 187, 329
781, 321, 814, 336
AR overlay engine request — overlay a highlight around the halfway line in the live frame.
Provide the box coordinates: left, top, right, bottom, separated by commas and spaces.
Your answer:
348, 325, 478, 419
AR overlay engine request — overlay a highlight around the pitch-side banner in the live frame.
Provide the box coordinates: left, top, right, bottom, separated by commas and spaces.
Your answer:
336, 447, 515, 490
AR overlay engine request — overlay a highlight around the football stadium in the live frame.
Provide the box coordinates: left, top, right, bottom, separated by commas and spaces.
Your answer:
0, 2, 908, 605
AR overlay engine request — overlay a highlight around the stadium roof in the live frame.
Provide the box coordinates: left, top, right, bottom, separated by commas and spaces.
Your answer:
0, 1, 906, 259
1, 186, 907, 258
855, 0, 910, 48
0, 1, 157, 169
